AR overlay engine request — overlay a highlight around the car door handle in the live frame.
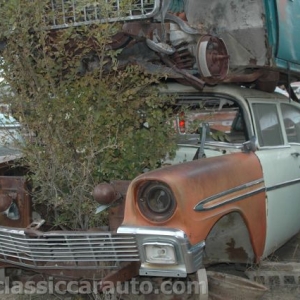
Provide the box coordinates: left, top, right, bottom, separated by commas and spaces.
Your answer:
291, 152, 300, 158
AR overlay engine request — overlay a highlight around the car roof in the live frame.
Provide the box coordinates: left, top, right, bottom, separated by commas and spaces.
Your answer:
159, 83, 291, 102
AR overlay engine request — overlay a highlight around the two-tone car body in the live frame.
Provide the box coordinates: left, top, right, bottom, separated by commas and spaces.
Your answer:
1, 84, 300, 298
117, 83, 300, 278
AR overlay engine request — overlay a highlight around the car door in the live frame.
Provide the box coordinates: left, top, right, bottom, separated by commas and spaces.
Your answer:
249, 99, 300, 257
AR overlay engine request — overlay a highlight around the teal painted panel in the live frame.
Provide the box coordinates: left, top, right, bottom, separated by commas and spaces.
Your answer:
263, 0, 278, 54
275, 58, 300, 73
276, 0, 300, 65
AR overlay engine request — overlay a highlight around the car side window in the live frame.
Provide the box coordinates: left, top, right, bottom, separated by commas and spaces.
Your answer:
252, 103, 284, 147
281, 104, 300, 144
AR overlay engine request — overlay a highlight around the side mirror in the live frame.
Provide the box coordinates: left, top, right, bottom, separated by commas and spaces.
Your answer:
242, 136, 258, 152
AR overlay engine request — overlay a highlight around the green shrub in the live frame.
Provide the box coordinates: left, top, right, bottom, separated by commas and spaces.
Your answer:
0, 0, 176, 229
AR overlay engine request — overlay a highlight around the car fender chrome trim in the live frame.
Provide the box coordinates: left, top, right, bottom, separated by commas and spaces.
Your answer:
266, 177, 300, 192
117, 226, 187, 239
194, 178, 265, 211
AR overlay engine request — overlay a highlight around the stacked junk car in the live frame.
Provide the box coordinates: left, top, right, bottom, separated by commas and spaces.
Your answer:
1, 0, 300, 299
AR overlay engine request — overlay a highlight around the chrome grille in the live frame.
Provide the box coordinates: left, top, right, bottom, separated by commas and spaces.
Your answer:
45, 0, 160, 30
0, 226, 139, 270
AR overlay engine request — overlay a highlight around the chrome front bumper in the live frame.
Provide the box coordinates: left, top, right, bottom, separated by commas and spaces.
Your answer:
0, 225, 205, 279
118, 226, 205, 278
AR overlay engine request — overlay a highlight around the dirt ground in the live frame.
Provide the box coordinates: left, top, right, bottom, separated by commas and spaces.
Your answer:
1, 233, 300, 300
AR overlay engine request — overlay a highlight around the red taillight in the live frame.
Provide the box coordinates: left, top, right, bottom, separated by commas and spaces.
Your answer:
179, 112, 186, 133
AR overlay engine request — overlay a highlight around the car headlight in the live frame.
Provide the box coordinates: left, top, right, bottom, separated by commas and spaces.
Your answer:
144, 242, 177, 264
137, 181, 176, 222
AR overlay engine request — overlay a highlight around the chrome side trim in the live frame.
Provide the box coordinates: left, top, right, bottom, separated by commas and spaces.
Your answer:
266, 177, 300, 192
194, 178, 265, 211
205, 141, 243, 149
258, 145, 291, 150
117, 226, 187, 239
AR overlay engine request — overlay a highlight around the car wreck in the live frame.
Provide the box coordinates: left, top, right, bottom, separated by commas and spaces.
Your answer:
1, 83, 300, 298
1, 0, 298, 93
1, 0, 300, 298
37, 0, 300, 94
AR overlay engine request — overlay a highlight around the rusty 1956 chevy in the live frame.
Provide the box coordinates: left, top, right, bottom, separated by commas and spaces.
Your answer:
1, 83, 300, 298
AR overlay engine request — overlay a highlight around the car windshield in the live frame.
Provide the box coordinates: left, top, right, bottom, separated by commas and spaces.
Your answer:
171, 95, 247, 145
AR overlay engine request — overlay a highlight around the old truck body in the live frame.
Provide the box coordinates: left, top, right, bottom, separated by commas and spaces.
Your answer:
1, 83, 300, 299
38, 0, 300, 92
2, 1, 298, 92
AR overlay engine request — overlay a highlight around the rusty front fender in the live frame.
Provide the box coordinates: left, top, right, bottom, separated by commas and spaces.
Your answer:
122, 152, 266, 260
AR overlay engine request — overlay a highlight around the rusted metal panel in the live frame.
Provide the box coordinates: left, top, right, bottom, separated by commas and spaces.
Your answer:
16, 261, 140, 285
0, 176, 31, 228
99, 261, 140, 291
110, 180, 131, 196
109, 199, 125, 232
93, 180, 130, 205
185, 0, 268, 69
204, 212, 256, 264
93, 180, 129, 230
122, 152, 267, 260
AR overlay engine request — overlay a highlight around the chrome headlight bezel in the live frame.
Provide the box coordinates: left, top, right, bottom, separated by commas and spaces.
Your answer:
137, 181, 177, 222
143, 242, 177, 265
